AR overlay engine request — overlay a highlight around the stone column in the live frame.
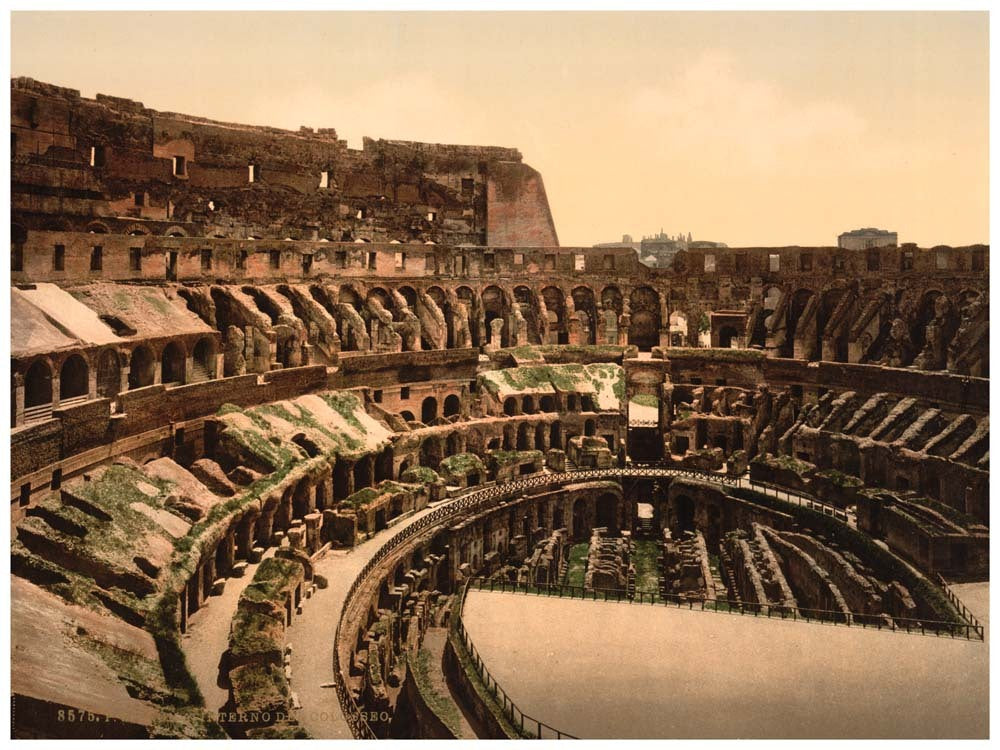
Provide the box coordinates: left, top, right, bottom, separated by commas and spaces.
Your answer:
12, 372, 24, 428
88, 363, 98, 400
184, 354, 194, 384
51, 371, 61, 409
304, 512, 322, 554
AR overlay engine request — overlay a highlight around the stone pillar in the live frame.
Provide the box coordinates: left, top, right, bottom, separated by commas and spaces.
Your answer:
256, 507, 276, 547
51, 371, 61, 409
304, 512, 322, 554
236, 511, 259, 559
88, 364, 98, 400
217, 532, 235, 577
153, 358, 162, 385
120, 360, 130, 395
184, 354, 194, 384
12, 372, 24, 428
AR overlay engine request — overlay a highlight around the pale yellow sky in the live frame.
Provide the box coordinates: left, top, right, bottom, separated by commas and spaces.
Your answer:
11, 11, 989, 247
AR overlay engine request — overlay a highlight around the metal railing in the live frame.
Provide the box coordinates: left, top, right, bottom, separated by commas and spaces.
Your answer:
937, 574, 986, 639
330, 465, 958, 739
467, 577, 984, 641
452, 580, 577, 739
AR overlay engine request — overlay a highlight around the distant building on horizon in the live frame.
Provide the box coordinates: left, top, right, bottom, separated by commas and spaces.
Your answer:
595, 229, 727, 267
838, 227, 898, 250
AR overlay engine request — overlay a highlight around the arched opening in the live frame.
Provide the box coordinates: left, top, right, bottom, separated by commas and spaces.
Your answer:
503, 397, 518, 417
160, 342, 185, 385
675, 495, 695, 533
192, 337, 215, 381
96, 349, 120, 400
443, 394, 461, 418
541, 286, 567, 344
596, 493, 618, 532
400, 410, 415, 423
584, 419, 596, 436
128, 346, 155, 390
522, 395, 536, 414
421, 396, 438, 424
59, 355, 89, 401
535, 423, 547, 451
629, 287, 662, 350
572, 286, 598, 345
447, 432, 462, 457
353, 456, 372, 490
550, 422, 562, 448
540, 395, 555, 412
782, 289, 815, 358
482, 285, 509, 347
24, 360, 53, 409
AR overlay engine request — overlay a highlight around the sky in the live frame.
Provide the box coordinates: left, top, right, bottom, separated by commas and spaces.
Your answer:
10, 11, 990, 248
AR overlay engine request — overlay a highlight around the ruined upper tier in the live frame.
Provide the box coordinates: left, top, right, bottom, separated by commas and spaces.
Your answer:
10, 77, 559, 246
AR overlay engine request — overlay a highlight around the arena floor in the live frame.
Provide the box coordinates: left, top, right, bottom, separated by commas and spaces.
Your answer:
461, 588, 989, 739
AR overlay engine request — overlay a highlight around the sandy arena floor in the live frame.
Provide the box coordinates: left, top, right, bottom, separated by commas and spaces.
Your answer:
462, 588, 989, 739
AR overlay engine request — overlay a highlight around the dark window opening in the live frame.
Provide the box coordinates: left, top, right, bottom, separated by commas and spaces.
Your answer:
129, 247, 142, 271
400, 386, 410, 399
866, 249, 881, 271
373, 389, 383, 403
269, 250, 281, 269
972, 249, 985, 272
53, 245, 65, 271
175, 427, 185, 446
91, 145, 107, 168
134, 192, 144, 206
19, 483, 31, 507
237, 250, 248, 270
335, 251, 347, 268
90, 246, 103, 271
302, 254, 313, 274
51, 469, 62, 491
367, 252, 377, 270
461, 177, 474, 196
173, 155, 186, 176
200, 249, 212, 271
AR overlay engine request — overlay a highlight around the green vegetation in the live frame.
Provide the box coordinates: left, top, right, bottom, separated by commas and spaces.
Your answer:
903, 495, 983, 530
400, 466, 442, 485
440, 453, 486, 478
409, 649, 465, 737
630, 394, 660, 408
564, 543, 589, 587
814, 469, 864, 489
488, 449, 544, 468
632, 540, 661, 597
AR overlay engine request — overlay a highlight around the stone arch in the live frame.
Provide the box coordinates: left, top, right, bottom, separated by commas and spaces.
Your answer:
421, 396, 438, 424
128, 346, 156, 389
601, 285, 624, 315
192, 337, 216, 380
481, 285, 509, 348
541, 285, 567, 344
540, 394, 556, 412
572, 286, 598, 345
517, 422, 531, 450
85, 220, 110, 234
24, 359, 53, 408
782, 288, 816, 358
160, 341, 186, 385
629, 286, 662, 350
443, 393, 461, 418
163, 225, 189, 237
420, 436, 444, 471
522, 395, 536, 414
59, 354, 89, 400
503, 397, 518, 417
513, 285, 541, 345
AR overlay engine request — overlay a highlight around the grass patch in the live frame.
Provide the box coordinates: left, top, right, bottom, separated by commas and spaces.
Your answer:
632, 540, 661, 597
564, 543, 589, 587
